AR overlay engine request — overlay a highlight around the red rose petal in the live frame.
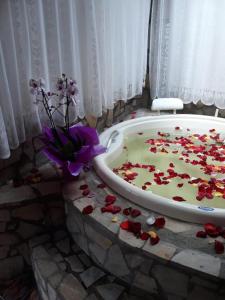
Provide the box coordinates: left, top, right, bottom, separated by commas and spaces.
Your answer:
154, 217, 165, 229
150, 147, 157, 153
105, 194, 117, 205
80, 184, 88, 190
150, 235, 160, 245
97, 183, 106, 189
214, 240, 224, 254
101, 204, 121, 214
208, 231, 220, 238
169, 163, 174, 168
177, 183, 183, 188
204, 223, 217, 235
82, 189, 90, 196
112, 206, 121, 214
131, 209, 141, 218
140, 232, 149, 240
82, 205, 94, 215
172, 196, 186, 202
120, 220, 130, 230
175, 126, 180, 130
216, 227, 223, 235
196, 231, 207, 238
219, 229, 225, 238
123, 208, 131, 216
120, 220, 142, 235
129, 222, 142, 234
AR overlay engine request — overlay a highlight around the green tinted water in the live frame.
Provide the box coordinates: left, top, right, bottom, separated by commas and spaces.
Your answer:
109, 129, 225, 209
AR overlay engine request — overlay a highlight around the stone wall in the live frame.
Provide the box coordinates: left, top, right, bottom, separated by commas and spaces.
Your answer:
183, 101, 225, 117
63, 169, 225, 300
66, 200, 225, 300
0, 195, 65, 282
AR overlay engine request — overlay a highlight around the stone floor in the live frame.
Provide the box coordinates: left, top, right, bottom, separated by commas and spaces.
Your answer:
31, 229, 157, 300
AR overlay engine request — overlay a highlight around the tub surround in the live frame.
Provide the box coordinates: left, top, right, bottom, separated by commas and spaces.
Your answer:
64, 170, 225, 299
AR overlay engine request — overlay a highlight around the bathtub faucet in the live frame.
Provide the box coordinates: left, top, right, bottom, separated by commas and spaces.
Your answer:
106, 130, 119, 152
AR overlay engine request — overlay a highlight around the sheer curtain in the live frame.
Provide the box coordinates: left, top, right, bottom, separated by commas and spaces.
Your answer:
0, 0, 150, 159
149, 0, 225, 108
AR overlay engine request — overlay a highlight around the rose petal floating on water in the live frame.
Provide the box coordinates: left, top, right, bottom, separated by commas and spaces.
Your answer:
214, 240, 224, 254
177, 183, 183, 188
172, 196, 186, 202
175, 126, 180, 130
150, 147, 157, 153
82, 205, 94, 215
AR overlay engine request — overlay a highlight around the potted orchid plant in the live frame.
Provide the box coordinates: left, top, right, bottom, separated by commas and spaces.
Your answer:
29, 74, 105, 178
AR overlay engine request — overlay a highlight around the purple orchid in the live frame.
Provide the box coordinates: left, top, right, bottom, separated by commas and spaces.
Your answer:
30, 74, 104, 178
41, 124, 106, 177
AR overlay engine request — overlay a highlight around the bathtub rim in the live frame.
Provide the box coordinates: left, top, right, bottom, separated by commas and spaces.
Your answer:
94, 114, 225, 225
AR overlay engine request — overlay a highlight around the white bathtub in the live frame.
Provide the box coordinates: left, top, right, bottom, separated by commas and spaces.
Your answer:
94, 114, 225, 225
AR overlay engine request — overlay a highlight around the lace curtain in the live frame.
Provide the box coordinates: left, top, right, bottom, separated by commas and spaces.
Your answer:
149, 0, 225, 108
0, 0, 150, 159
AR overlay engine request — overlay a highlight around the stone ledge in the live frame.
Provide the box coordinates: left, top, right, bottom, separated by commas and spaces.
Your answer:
66, 171, 225, 280
63, 171, 225, 299
0, 163, 62, 206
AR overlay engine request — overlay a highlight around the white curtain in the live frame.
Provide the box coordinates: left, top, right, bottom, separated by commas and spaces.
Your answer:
0, 0, 150, 159
149, 0, 225, 108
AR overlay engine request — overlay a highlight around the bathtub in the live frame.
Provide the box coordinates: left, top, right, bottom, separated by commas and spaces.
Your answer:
94, 114, 225, 225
